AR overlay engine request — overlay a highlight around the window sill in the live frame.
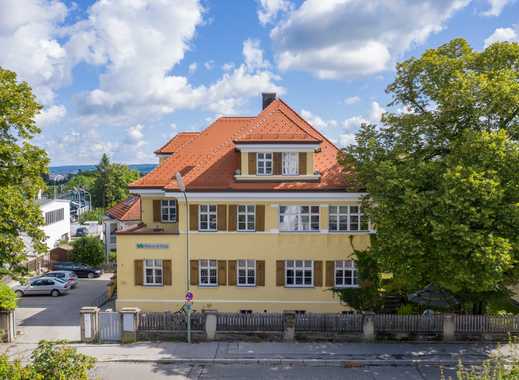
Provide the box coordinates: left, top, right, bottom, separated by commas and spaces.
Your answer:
198, 284, 218, 288
285, 285, 314, 288
234, 174, 320, 182
334, 285, 360, 289
143, 284, 164, 287
237, 284, 256, 288
197, 230, 218, 233
279, 230, 320, 233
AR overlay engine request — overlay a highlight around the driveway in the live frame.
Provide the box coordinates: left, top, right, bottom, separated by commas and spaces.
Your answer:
15, 273, 112, 343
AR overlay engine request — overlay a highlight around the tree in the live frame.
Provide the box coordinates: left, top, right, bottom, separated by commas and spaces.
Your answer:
342, 39, 519, 306
0, 283, 16, 311
0, 68, 49, 277
64, 171, 96, 194
71, 236, 105, 266
92, 154, 139, 208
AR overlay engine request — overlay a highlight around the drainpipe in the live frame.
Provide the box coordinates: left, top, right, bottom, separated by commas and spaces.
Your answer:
175, 172, 190, 292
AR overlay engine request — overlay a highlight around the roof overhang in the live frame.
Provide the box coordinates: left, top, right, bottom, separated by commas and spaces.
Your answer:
235, 143, 320, 152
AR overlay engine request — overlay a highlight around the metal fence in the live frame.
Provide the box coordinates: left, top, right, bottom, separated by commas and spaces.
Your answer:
455, 315, 519, 334
139, 312, 205, 331
374, 314, 444, 333
295, 313, 363, 333
216, 312, 285, 332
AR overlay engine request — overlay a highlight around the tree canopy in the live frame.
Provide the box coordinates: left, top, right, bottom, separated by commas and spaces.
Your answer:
0, 67, 48, 277
71, 236, 105, 267
342, 39, 519, 301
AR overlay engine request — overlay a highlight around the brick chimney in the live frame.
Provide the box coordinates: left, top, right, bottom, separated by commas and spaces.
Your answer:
262, 93, 276, 110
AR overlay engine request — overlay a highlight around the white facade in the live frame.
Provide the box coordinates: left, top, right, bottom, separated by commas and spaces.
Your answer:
38, 199, 71, 249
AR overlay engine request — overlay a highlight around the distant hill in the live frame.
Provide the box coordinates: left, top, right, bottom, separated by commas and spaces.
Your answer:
49, 164, 157, 176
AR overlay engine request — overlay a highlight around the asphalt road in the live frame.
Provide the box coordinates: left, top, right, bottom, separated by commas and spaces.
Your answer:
92, 362, 460, 380
14, 273, 111, 343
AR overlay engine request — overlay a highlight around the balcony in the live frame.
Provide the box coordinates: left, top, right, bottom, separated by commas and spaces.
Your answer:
116, 223, 179, 236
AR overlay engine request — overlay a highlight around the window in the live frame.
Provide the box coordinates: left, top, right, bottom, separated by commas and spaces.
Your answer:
199, 205, 217, 231
161, 200, 177, 222
45, 208, 64, 225
329, 205, 369, 232
279, 206, 320, 232
199, 259, 218, 286
256, 152, 272, 175
335, 260, 358, 288
282, 152, 298, 175
144, 259, 163, 286
285, 260, 313, 287
237, 259, 256, 286
237, 205, 255, 231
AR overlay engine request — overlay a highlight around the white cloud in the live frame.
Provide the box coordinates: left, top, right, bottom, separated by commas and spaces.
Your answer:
222, 62, 235, 72
484, 27, 518, 47
269, 0, 470, 78
344, 96, 360, 105
257, 0, 292, 25
301, 109, 338, 129
204, 60, 214, 70
188, 62, 197, 74
243, 39, 271, 70
482, 0, 511, 16
35, 105, 66, 127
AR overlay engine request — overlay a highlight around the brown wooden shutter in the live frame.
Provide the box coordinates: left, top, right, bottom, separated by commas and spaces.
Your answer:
276, 260, 285, 286
153, 200, 161, 222
314, 261, 323, 287
273, 152, 282, 175
325, 261, 335, 287
256, 205, 265, 231
218, 260, 227, 286
228, 205, 237, 231
190, 260, 199, 285
134, 260, 143, 286
163, 260, 172, 286
248, 153, 256, 175
173, 199, 179, 222
228, 260, 237, 286
189, 205, 198, 231
299, 152, 307, 175
217, 205, 227, 231
256, 260, 265, 286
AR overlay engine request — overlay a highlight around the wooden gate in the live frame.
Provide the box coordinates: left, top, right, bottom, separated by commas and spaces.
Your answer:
99, 311, 121, 342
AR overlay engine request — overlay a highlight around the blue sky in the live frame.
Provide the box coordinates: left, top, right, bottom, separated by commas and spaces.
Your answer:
1, 0, 518, 165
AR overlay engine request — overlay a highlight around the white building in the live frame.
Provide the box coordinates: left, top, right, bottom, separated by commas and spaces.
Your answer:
38, 199, 71, 249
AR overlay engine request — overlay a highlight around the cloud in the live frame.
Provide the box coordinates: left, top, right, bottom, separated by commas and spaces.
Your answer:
204, 60, 214, 70
481, 0, 511, 16
243, 39, 271, 70
484, 27, 518, 47
301, 109, 338, 129
269, 0, 470, 78
35, 105, 66, 127
188, 62, 197, 74
257, 0, 292, 25
344, 96, 360, 105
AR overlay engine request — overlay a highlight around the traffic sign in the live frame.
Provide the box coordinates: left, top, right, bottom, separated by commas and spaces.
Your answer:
185, 291, 193, 302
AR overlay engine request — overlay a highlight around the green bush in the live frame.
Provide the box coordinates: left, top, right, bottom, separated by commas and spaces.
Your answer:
0, 283, 17, 311
396, 304, 416, 315
78, 208, 105, 224
72, 236, 104, 267
0, 354, 40, 380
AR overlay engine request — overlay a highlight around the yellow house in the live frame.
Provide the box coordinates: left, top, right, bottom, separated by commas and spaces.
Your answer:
116, 94, 371, 313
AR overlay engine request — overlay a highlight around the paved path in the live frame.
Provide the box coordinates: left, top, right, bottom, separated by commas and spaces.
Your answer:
14, 273, 111, 343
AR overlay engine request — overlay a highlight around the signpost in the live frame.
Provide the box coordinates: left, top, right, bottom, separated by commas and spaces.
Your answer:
183, 292, 194, 343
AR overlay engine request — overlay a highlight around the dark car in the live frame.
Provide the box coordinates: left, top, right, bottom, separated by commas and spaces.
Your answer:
75, 227, 88, 237
52, 262, 102, 278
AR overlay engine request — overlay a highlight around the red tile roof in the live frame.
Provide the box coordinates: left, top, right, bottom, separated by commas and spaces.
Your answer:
106, 196, 141, 221
154, 132, 200, 154
130, 99, 347, 192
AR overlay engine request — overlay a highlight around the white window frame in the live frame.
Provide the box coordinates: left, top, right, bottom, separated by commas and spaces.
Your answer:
144, 259, 163, 286
256, 152, 273, 176
329, 205, 369, 232
199, 259, 218, 287
237, 259, 256, 287
279, 206, 320, 232
160, 200, 177, 222
237, 205, 256, 232
285, 260, 314, 288
282, 152, 298, 176
199, 205, 217, 231
334, 260, 359, 288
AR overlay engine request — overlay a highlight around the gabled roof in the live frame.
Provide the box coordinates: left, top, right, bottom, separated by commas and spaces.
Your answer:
130, 98, 347, 192
154, 132, 200, 155
106, 195, 141, 221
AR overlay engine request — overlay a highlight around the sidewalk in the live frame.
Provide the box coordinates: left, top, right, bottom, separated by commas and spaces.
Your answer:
0, 341, 504, 366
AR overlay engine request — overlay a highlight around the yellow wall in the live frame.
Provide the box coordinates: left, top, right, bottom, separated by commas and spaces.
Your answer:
117, 198, 370, 313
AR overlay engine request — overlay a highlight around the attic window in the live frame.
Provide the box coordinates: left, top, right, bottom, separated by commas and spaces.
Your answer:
282, 152, 298, 175
256, 152, 272, 175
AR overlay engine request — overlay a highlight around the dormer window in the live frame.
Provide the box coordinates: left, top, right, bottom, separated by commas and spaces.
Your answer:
256, 152, 273, 175
282, 152, 298, 176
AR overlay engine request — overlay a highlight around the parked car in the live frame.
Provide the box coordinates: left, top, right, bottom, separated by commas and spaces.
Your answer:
75, 227, 88, 237
14, 277, 71, 297
40, 271, 79, 288
52, 262, 102, 278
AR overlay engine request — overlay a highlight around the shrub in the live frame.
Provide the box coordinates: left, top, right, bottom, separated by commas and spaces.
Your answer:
71, 236, 104, 267
0, 283, 17, 311
78, 208, 105, 224
396, 304, 416, 315
0, 354, 41, 380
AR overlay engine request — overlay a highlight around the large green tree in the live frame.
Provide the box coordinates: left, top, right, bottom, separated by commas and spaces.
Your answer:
0, 68, 48, 277
92, 153, 139, 208
342, 39, 519, 300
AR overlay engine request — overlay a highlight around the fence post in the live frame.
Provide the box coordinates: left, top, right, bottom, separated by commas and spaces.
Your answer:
443, 314, 455, 341
80, 306, 99, 343
283, 311, 296, 341
204, 310, 217, 341
120, 307, 140, 343
362, 313, 375, 341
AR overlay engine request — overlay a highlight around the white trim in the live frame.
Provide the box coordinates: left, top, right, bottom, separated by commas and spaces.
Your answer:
234, 174, 320, 182
269, 228, 279, 233
285, 260, 314, 288
134, 190, 367, 200
118, 299, 340, 304
155, 153, 172, 158
236, 143, 319, 152
320, 229, 329, 234
237, 259, 256, 287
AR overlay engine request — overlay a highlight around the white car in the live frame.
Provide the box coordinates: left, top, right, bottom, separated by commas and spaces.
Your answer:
14, 277, 71, 297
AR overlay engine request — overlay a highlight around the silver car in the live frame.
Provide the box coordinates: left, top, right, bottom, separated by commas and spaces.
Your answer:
41, 271, 79, 288
14, 277, 71, 297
